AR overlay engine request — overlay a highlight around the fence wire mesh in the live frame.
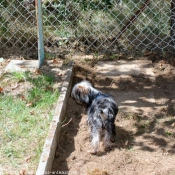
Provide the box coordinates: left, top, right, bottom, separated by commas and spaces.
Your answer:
0, 0, 175, 58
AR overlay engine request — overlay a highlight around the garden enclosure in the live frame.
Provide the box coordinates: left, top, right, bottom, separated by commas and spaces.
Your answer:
1, 0, 175, 58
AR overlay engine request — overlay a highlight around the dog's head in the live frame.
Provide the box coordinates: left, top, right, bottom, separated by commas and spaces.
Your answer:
71, 80, 92, 105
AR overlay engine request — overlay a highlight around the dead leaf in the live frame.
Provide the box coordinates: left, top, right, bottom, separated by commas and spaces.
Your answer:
25, 155, 33, 162
0, 87, 3, 93
159, 60, 166, 64
19, 169, 26, 175
153, 52, 158, 55
35, 69, 42, 75
26, 102, 32, 107
53, 59, 59, 64
119, 54, 125, 58
45, 85, 53, 91
20, 65, 26, 69
11, 83, 19, 90
21, 95, 26, 101
30, 111, 35, 115
144, 52, 151, 56
171, 122, 175, 127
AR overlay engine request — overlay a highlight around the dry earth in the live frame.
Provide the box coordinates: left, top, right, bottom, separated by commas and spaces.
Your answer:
1, 54, 175, 175
52, 57, 175, 175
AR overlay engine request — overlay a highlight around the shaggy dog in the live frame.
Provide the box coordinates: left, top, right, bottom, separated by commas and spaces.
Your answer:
71, 80, 118, 154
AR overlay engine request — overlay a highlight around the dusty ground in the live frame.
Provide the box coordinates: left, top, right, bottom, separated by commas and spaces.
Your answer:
1, 54, 175, 175
52, 56, 175, 175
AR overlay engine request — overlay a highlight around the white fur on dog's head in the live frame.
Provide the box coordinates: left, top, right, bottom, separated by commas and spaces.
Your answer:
71, 80, 93, 105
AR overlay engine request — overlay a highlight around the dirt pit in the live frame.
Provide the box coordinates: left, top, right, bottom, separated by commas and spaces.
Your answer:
52, 61, 175, 175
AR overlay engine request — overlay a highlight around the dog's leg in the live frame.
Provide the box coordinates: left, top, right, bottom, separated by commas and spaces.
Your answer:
88, 127, 101, 154
103, 130, 116, 151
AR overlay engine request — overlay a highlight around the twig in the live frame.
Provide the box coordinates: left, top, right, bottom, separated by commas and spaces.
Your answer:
61, 118, 72, 127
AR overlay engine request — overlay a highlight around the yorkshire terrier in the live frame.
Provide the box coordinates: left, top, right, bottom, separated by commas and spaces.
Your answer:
71, 80, 118, 154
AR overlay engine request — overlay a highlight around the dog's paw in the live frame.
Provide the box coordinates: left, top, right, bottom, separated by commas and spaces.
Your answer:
87, 149, 97, 155
104, 143, 117, 151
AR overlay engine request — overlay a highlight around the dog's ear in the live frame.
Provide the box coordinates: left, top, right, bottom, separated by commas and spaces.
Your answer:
77, 85, 90, 96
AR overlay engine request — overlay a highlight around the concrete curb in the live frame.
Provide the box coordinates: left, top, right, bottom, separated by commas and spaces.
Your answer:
36, 62, 74, 175
5, 60, 39, 72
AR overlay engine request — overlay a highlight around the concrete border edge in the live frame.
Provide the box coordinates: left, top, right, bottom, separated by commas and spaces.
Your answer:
36, 61, 74, 175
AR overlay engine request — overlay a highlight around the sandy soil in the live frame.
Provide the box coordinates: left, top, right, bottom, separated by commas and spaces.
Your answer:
52, 58, 175, 175
1, 54, 175, 175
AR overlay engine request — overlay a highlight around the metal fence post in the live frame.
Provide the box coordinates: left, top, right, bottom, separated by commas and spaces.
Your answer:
35, 0, 44, 68
171, 0, 175, 46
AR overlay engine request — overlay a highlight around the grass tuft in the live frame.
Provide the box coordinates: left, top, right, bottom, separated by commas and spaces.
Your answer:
0, 71, 59, 173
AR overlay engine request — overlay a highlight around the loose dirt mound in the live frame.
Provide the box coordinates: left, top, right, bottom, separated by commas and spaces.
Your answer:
52, 60, 175, 175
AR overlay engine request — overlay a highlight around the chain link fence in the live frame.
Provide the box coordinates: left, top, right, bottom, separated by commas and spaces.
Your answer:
0, 0, 175, 58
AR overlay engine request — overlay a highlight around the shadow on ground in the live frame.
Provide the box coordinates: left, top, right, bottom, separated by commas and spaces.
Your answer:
51, 60, 175, 174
